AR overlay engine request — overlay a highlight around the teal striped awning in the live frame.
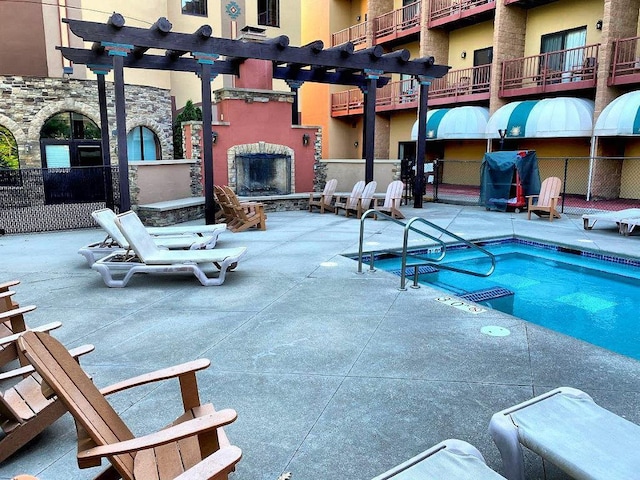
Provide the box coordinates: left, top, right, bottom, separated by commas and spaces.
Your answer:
486, 97, 595, 138
411, 106, 490, 141
594, 90, 640, 136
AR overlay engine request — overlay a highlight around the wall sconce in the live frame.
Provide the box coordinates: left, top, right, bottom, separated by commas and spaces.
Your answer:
24, 144, 31, 153
302, 133, 310, 146
356, 15, 361, 22
212, 131, 218, 144
595, 19, 603, 30
498, 129, 507, 151
354, 141, 359, 148
461, 51, 467, 59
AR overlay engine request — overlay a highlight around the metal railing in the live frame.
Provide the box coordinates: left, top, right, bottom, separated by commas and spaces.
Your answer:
430, 64, 491, 101
610, 36, 640, 84
357, 209, 495, 290
501, 44, 599, 96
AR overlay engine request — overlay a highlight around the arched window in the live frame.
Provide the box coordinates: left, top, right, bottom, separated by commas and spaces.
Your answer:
40, 111, 102, 168
0, 125, 20, 186
127, 126, 161, 161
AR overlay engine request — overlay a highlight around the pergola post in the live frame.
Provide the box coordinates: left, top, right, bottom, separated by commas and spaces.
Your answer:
363, 69, 382, 183
193, 52, 219, 225
413, 77, 430, 209
104, 42, 133, 211
89, 64, 114, 210
286, 79, 304, 125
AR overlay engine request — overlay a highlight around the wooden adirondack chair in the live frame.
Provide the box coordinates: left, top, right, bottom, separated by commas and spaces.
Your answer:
374, 181, 405, 219
222, 186, 267, 232
18, 331, 242, 480
1, 280, 20, 312
308, 178, 338, 213
334, 181, 365, 217
527, 176, 562, 221
0, 343, 94, 463
214, 186, 239, 226
1, 305, 61, 368
356, 181, 377, 219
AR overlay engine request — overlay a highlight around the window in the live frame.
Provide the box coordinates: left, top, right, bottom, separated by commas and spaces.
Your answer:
127, 126, 161, 161
258, 0, 279, 27
541, 27, 587, 73
182, 0, 207, 16
40, 111, 102, 168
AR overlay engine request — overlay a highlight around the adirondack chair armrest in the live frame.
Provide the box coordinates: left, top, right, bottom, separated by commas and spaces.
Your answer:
0, 305, 37, 323
0, 321, 63, 346
99, 358, 211, 396
174, 445, 243, 480
0, 290, 16, 300
0, 343, 93, 382
76, 410, 237, 460
0, 280, 20, 291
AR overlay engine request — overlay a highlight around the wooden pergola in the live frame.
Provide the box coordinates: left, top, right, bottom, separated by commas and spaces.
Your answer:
60, 13, 449, 222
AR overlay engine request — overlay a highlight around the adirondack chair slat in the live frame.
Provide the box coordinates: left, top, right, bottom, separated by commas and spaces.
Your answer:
527, 177, 562, 222
4, 385, 38, 421
14, 374, 54, 417
309, 178, 338, 213
133, 449, 160, 480
155, 441, 183, 479
375, 181, 405, 219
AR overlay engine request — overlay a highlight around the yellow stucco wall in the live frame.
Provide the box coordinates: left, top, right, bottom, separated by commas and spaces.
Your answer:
440, 142, 485, 185
389, 111, 417, 151
621, 141, 640, 199
524, 0, 604, 57
448, 21, 494, 70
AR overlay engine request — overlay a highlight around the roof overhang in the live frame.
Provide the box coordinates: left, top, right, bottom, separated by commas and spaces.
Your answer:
594, 90, 640, 136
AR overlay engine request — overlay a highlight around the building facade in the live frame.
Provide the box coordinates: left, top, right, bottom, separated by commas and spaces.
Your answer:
300, 0, 640, 202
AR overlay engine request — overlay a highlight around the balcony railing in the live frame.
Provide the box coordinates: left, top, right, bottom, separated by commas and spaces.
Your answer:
500, 44, 599, 97
331, 89, 364, 116
429, 65, 491, 105
610, 36, 640, 86
330, 21, 368, 48
374, 1, 421, 43
428, 0, 495, 27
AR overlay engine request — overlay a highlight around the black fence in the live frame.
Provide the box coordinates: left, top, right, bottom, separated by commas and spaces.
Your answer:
403, 157, 640, 215
0, 166, 120, 234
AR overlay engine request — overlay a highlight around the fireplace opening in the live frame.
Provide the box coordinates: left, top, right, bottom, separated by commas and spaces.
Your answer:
235, 153, 292, 196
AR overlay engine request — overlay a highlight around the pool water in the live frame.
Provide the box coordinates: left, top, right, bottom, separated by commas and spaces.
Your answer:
373, 240, 640, 360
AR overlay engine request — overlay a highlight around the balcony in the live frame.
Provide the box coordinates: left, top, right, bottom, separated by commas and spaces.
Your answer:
429, 65, 491, 106
428, 0, 495, 29
330, 21, 368, 48
500, 44, 599, 98
374, 1, 421, 46
331, 68, 491, 118
504, 0, 560, 7
609, 36, 640, 86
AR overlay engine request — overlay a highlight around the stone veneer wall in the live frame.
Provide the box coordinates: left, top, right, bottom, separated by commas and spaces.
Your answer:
0, 75, 174, 168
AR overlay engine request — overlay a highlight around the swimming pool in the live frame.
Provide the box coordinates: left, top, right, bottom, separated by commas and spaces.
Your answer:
371, 239, 640, 360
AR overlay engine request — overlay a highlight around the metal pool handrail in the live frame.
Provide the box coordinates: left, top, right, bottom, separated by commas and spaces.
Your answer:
358, 209, 496, 290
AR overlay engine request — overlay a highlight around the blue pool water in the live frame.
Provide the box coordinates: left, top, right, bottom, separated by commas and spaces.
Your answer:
372, 239, 640, 360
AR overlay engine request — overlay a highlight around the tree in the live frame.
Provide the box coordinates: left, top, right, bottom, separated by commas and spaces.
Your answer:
0, 126, 19, 170
173, 100, 202, 159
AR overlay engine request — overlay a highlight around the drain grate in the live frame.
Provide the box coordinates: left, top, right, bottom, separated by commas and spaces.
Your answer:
391, 265, 439, 277
460, 286, 514, 303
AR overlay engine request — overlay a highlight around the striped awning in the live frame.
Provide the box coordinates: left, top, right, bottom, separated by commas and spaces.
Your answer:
594, 90, 640, 136
486, 97, 595, 138
411, 106, 490, 141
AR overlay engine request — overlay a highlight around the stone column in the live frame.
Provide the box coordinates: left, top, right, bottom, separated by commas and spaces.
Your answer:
490, 1, 527, 114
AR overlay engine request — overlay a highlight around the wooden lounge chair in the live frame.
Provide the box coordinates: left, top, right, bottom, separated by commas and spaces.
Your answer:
91, 211, 247, 287
1, 305, 61, 368
0, 341, 94, 463
308, 178, 338, 213
334, 181, 365, 217
18, 330, 242, 480
356, 181, 377, 219
222, 186, 267, 232
489, 387, 640, 480
374, 180, 405, 219
372, 439, 506, 479
79, 209, 227, 265
214, 186, 240, 225
527, 177, 562, 221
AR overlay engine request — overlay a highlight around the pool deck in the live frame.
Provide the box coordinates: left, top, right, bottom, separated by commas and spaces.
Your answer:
1, 203, 639, 480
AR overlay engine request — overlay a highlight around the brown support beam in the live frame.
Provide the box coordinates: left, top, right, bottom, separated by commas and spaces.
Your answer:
363, 70, 382, 183
413, 77, 431, 209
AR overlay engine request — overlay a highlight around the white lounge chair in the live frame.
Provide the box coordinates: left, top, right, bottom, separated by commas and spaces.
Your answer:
91, 211, 247, 287
619, 215, 640, 236
489, 387, 640, 480
372, 439, 506, 479
79, 208, 227, 265
582, 208, 640, 233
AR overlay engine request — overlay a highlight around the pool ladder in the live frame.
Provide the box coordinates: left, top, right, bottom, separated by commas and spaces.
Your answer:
357, 209, 496, 290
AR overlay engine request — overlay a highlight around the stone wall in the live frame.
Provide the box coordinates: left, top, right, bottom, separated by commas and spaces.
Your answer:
0, 75, 174, 167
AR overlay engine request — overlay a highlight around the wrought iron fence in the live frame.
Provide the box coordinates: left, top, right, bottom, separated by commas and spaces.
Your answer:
403, 157, 640, 215
0, 166, 119, 234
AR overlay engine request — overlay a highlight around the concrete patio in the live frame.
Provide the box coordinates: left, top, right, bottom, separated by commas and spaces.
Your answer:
1, 203, 639, 480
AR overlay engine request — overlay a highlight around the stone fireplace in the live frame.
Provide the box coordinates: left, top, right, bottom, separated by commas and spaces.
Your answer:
228, 142, 295, 196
